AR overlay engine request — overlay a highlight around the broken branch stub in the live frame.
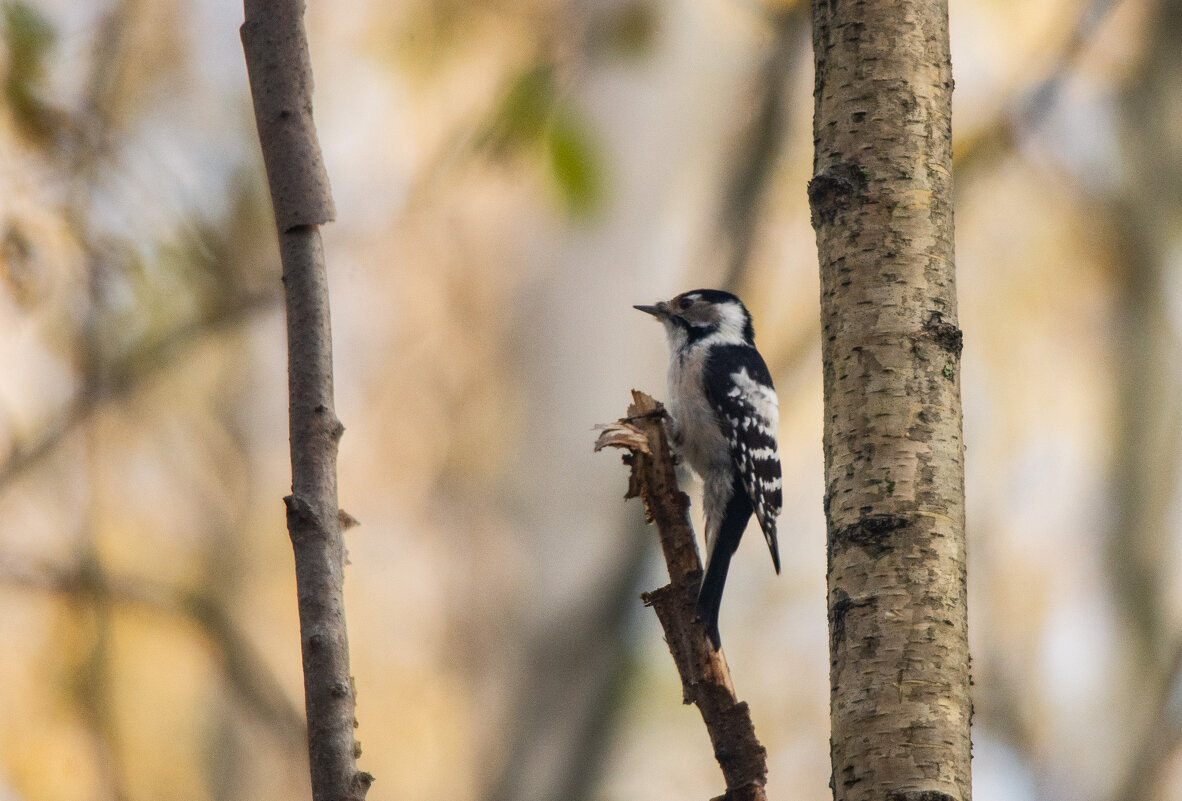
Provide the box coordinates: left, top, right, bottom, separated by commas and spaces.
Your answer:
595, 390, 769, 801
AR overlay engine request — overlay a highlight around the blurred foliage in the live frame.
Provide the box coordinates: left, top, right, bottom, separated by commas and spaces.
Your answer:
587, 0, 661, 60
391, 0, 511, 73
0, 0, 57, 144
481, 61, 604, 215
545, 109, 603, 214
482, 63, 558, 154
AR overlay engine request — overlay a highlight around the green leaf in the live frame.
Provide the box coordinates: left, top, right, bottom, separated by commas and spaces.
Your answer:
481, 63, 556, 154
2, 0, 57, 142
546, 110, 603, 216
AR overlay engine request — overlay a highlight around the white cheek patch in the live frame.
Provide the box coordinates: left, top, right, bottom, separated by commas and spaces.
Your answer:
690, 302, 749, 347
714, 304, 749, 343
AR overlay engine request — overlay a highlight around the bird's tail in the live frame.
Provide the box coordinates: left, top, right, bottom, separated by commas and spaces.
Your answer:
696, 546, 735, 650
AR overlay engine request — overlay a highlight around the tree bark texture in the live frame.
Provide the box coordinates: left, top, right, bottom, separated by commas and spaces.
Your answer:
595, 392, 767, 801
808, 0, 971, 799
242, 3, 371, 800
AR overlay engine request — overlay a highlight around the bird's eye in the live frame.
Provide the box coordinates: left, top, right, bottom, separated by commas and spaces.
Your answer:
678, 297, 694, 310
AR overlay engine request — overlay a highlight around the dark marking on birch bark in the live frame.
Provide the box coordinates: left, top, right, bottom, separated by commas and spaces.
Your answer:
887, 792, 956, 801
839, 762, 863, 788
921, 311, 963, 357
807, 161, 867, 224
832, 513, 909, 561
812, 0, 969, 792
829, 588, 878, 648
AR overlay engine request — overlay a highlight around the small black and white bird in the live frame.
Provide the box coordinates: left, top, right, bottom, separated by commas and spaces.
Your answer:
635, 289, 781, 650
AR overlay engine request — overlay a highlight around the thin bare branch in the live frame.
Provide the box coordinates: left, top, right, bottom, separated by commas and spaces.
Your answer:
241, 1, 370, 798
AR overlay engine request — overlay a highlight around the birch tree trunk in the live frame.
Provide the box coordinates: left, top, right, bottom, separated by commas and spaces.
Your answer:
807, 0, 971, 798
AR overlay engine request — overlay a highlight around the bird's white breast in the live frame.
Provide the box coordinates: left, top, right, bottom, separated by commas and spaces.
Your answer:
667, 344, 730, 479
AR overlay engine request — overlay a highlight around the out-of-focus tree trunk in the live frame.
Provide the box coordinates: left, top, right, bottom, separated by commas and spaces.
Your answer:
1108, 0, 1182, 798
807, 0, 971, 797
714, 8, 807, 292
1109, 0, 1182, 687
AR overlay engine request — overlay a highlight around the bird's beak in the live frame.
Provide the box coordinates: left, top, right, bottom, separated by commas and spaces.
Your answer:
634, 301, 668, 319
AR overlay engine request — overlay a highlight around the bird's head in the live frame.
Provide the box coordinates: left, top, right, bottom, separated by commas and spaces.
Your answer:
634, 289, 755, 347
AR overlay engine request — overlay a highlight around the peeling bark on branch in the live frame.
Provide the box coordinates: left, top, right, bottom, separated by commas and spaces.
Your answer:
241, 0, 334, 232
809, 0, 971, 798
241, 3, 371, 800
595, 392, 768, 801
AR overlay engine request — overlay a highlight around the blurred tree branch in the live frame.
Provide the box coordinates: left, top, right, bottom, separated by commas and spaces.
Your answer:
0, 555, 307, 752
0, 0, 281, 493
953, 0, 1127, 181
241, 1, 371, 800
1111, 638, 1182, 801
1105, 0, 1182, 680
1103, 0, 1182, 795
716, 7, 807, 293
68, 543, 131, 801
0, 289, 277, 491
596, 391, 768, 801
482, 531, 648, 801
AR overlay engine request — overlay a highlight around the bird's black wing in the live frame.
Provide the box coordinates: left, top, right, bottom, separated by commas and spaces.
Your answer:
703, 344, 782, 572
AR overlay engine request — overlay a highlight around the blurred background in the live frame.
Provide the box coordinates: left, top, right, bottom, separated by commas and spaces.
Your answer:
0, 0, 1179, 799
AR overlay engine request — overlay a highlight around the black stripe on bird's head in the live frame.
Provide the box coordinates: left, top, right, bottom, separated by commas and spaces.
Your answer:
635, 289, 754, 345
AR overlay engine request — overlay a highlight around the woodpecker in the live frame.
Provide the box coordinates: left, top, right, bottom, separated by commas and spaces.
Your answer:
635, 289, 781, 649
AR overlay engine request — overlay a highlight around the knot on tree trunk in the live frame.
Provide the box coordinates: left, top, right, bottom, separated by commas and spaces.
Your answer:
807, 161, 867, 225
